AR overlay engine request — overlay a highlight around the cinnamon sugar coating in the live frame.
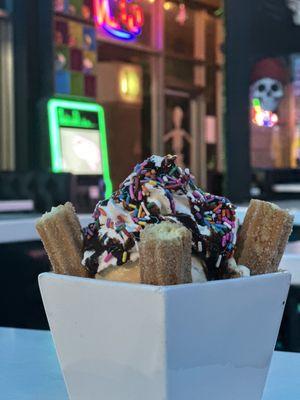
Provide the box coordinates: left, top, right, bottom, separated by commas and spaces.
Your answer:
36, 202, 89, 277
139, 222, 192, 285
236, 199, 293, 275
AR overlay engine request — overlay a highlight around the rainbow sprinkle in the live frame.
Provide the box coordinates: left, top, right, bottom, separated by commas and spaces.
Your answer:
83, 155, 237, 280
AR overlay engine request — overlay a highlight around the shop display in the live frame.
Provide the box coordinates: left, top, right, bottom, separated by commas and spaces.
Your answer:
51, 0, 222, 190
47, 98, 112, 197
250, 58, 286, 113
164, 106, 191, 168
54, 2, 97, 97
250, 57, 297, 169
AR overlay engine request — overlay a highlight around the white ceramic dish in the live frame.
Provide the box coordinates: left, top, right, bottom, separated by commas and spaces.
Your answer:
39, 271, 291, 400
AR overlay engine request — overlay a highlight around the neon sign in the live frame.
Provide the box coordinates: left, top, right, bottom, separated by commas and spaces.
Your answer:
251, 98, 279, 128
58, 108, 97, 129
48, 99, 113, 198
93, 0, 144, 41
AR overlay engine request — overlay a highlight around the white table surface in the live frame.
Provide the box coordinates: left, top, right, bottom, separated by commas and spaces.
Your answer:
0, 200, 34, 213
0, 214, 92, 244
236, 202, 300, 225
237, 206, 300, 225
0, 327, 299, 400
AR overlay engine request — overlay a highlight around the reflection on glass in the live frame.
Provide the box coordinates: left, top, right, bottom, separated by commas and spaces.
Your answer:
165, 94, 191, 168
250, 57, 300, 169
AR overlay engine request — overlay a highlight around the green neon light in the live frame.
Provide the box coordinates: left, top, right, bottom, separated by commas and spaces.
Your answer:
252, 98, 261, 108
47, 98, 113, 198
58, 108, 97, 129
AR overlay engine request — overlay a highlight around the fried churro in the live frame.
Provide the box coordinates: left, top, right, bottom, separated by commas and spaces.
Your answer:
236, 199, 293, 275
139, 221, 192, 285
36, 202, 89, 277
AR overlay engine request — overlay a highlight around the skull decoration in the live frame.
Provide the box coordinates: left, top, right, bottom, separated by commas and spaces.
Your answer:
286, 0, 300, 25
250, 78, 284, 112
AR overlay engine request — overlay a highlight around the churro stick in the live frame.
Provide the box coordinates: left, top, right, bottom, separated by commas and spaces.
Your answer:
36, 202, 89, 277
140, 222, 192, 285
236, 199, 293, 275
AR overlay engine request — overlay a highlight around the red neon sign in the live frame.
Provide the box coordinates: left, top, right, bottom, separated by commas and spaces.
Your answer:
93, 0, 144, 41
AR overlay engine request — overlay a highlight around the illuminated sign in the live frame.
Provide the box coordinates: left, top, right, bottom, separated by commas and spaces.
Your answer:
252, 98, 279, 128
119, 65, 141, 103
93, 0, 144, 41
48, 99, 113, 198
58, 108, 97, 129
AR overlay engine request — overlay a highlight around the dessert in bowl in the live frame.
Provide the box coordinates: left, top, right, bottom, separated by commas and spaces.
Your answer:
37, 155, 293, 400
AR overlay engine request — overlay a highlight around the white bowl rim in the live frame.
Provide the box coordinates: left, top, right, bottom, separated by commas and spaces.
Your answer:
38, 270, 291, 293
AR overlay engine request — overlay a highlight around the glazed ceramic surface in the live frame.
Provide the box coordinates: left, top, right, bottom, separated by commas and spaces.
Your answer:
39, 272, 291, 400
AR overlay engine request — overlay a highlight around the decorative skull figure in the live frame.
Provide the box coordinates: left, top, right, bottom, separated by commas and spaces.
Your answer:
286, 0, 300, 25
250, 78, 284, 112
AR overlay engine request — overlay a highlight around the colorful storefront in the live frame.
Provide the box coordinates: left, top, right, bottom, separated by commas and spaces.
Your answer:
4, 1, 300, 204
0, 0, 227, 200
52, 0, 224, 190
226, 0, 300, 200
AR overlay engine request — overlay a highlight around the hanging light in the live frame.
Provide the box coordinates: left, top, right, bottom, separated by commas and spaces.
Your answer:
164, 1, 173, 11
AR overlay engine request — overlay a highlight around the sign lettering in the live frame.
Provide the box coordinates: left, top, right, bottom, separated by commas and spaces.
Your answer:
58, 108, 97, 129
93, 0, 144, 40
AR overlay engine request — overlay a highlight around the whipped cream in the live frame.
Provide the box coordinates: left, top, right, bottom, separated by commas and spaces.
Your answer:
82, 155, 238, 280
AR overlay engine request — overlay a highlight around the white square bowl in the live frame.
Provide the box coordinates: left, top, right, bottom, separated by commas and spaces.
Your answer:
39, 271, 291, 400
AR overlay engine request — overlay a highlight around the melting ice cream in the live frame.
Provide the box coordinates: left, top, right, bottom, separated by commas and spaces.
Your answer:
82, 155, 248, 281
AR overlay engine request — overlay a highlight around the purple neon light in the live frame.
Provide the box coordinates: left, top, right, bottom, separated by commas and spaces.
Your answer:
103, 24, 135, 40
94, 0, 143, 41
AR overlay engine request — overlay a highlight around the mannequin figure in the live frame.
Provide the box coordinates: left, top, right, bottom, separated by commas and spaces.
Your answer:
164, 106, 191, 167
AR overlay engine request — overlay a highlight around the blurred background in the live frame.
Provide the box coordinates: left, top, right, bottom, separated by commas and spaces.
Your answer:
0, 0, 300, 351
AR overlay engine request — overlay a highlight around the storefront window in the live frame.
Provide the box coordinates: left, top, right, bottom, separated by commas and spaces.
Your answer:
53, 0, 157, 188
164, 1, 223, 190
164, 92, 191, 168
97, 45, 153, 186
250, 56, 299, 169
164, 2, 194, 56
52, 0, 223, 190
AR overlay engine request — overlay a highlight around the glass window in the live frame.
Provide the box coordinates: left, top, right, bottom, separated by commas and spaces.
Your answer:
96, 45, 153, 187
165, 58, 195, 89
164, 1, 223, 189
249, 56, 299, 169
164, 2, 194, 55
164, 92, 191, 168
